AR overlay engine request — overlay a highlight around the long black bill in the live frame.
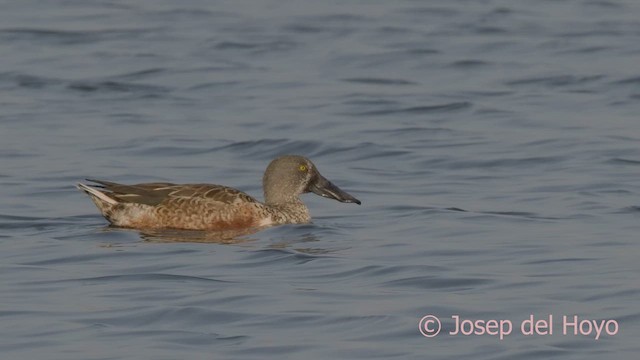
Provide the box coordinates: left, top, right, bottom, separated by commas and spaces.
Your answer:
308, 175, 361, 205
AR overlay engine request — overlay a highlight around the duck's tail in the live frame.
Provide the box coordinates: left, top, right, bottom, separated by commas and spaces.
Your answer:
76, 181, 122, 221
77, 182, 117, 205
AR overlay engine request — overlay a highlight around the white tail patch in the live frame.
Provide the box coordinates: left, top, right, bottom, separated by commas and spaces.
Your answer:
76, 183, 118, 205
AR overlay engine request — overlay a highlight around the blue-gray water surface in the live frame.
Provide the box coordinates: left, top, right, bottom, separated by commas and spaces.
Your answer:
1, 0, 639, 359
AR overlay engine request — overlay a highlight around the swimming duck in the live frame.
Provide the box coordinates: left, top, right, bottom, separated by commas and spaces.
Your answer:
77, 155, 360, 230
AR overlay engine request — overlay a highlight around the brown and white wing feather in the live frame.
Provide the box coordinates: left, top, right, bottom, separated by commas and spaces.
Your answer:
85, 179, 258, 207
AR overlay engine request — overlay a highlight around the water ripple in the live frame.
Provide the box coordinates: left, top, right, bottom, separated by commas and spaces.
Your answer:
70, 273, 231, 284
341, 77, 418, 86
0, 27, 154, 44
343, 102, 472, 116
381, 276, 493, 290
505, 75, 605, 88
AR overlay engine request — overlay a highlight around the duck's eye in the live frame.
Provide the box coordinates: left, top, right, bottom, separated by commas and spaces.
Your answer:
298, 164, 307, 172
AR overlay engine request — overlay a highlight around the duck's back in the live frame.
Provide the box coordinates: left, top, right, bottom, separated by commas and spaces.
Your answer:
79, 180, 268, 230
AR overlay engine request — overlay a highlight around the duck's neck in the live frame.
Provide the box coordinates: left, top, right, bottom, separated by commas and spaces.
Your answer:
265, 198, 311, 224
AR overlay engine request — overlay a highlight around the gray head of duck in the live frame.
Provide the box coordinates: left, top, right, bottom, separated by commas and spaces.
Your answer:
262, 155, 361, 206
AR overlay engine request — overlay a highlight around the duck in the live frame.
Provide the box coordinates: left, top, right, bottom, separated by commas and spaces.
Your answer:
77, 155, 360, 231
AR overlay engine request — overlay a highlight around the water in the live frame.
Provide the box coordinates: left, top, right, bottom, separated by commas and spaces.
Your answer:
1, 0, 639, 359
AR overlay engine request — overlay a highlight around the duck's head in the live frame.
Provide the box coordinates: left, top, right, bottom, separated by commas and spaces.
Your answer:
262, 155, 361, 206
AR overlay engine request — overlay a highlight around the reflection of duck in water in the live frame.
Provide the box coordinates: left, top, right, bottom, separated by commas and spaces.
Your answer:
77, 155, 360, 231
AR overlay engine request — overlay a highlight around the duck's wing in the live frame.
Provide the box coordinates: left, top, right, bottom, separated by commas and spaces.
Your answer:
85, 179, 258, 207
